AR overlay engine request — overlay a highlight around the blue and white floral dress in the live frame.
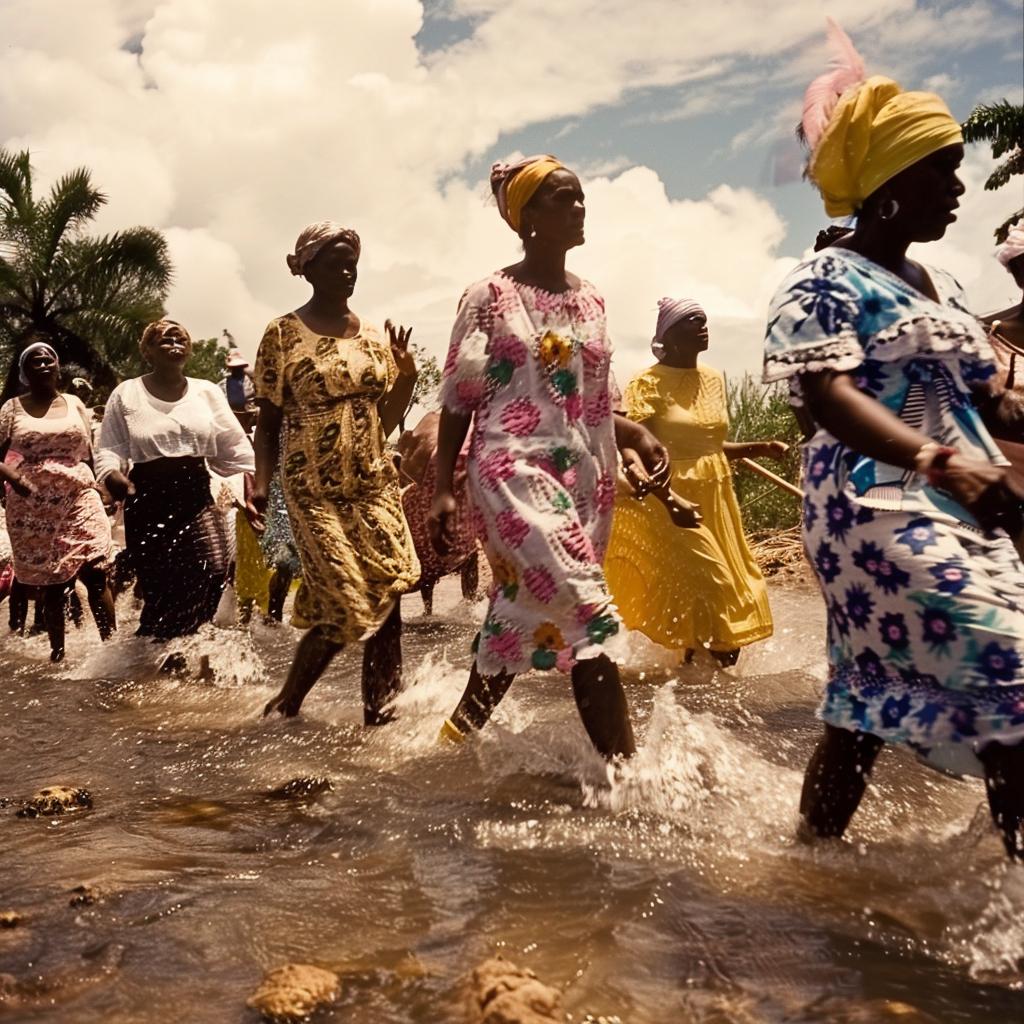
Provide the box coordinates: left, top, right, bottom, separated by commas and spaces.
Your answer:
765, 248, 1024, 777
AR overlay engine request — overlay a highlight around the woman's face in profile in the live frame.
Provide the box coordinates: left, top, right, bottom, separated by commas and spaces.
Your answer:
884, 143, 965, 243
522, 169, 586, 249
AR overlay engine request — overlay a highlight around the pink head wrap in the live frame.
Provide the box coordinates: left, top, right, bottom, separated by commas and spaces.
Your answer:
997, 225, 1024, 268
286, 221, 361, 276
652, 298, 706, 361
490, 155, 564, 233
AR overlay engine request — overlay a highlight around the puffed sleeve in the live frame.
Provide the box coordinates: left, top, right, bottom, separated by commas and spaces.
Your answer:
254, 319, 285, 407
94, 386, 131, 481
622, 371, 663, 423
438, 281, 493, 415
203, 382, 255, 476
763, 253, 864, 386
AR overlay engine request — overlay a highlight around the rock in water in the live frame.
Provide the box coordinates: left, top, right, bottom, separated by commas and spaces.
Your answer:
246, 963, 339, 1022
16, 786, 92, 818
466, 956, 565, 1023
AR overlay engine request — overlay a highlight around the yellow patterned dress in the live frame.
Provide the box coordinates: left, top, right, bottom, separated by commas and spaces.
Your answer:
604, 364, 772, 653
254, 313, 419, 643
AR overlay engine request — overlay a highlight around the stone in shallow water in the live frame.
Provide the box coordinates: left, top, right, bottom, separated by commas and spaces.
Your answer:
16, 786, 92, 818
0, 911, 22, 929
466, 956, 565, 1023
246, 963, 339, 1022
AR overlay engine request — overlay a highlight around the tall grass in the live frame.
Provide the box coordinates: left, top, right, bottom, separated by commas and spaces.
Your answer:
726, 373, 803, 534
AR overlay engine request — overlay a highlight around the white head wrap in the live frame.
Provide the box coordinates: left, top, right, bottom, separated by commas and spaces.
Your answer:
997, 225, 1024, 268
651, 298, 706, 360
18, 341, 60, 388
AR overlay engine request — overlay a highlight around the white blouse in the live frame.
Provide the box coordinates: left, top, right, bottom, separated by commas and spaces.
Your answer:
95, 377, 255, 481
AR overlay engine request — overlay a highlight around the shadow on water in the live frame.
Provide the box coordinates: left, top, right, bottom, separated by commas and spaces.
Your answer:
1, 577, 1023, 1022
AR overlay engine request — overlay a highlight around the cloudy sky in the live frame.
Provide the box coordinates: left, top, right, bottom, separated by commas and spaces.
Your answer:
2, 0, 1021, 390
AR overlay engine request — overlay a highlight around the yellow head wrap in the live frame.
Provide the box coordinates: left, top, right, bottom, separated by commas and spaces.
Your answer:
808, 76, 963, 217
491, 156, 564, 233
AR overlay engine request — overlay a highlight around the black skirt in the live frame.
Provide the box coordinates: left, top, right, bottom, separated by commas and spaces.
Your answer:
124, 457, 230, 639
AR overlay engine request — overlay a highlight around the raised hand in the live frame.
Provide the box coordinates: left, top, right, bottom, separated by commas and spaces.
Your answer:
385, 319, 417, 378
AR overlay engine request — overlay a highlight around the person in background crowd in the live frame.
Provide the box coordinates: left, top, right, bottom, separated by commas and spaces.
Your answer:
252, 222, 420, 721
0, 340, 115, 661
606, 298, 786, 667
97, 320, 255, 640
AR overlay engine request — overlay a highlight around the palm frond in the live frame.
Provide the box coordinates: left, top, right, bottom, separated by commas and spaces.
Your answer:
986, 148, 1024, 192
0, 149, 34, 221
37, 169, 107, 265
962, 101, 1024, 156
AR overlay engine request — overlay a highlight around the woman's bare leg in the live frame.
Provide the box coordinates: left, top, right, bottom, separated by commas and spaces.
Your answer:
799, 725, 884, 839
571, 654, 636, 760
266, 566, 292, 622
361, 600, 403, 725
979, 739, 1024, 861
264, 625, 343, 717
42, 585, 66, 662
450, 662, 516, 733
79, 562, 116, 640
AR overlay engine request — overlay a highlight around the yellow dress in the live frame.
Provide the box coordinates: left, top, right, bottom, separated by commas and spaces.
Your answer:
254, 313, 420, 643
604, 364, 772, 652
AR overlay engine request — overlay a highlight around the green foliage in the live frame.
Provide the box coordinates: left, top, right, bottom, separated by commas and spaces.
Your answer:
726, 373, 803, 534
185, 337, 230, 384
0, 148, 173, 399
961, 101, 1024, 243
410, 345, 442, 413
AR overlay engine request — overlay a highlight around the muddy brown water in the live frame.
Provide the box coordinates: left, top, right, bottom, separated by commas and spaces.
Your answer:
1, 576, 1023, 1022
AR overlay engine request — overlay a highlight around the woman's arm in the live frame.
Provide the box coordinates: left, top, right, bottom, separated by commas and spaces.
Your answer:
803, 369, 1014, 527
377, 321, 418, 438
427, 405, 472, 555
613, 413, 671, 493
723, 440, 789, 462
94, 389, 134, 500
252, 398, 283, 515
206, 384, 256, 477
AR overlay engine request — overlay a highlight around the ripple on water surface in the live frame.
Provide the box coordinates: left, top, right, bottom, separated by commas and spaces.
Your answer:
1, 578, 1023, 1022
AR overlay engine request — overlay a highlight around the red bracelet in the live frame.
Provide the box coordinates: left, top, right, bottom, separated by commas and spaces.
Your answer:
926, 447, 958, 487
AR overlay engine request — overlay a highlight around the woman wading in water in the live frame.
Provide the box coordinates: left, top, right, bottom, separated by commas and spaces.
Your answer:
0, 340, 115, 661
252, 223, 420, 723
98, 320, 254, 640
765, 22, 1024, 859
429, 156, 670, 760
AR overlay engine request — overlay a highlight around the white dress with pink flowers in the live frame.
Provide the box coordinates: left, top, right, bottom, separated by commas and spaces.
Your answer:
439, 271, 625, 676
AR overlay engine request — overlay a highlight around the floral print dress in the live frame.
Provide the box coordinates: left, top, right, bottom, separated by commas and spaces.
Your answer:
765, 248, 1024, 777
0, 394, 112, 587
440, 272, 624, 676
255, 314, 419, 643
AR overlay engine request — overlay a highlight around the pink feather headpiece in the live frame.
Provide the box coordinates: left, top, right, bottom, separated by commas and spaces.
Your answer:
800, 18, 865, 149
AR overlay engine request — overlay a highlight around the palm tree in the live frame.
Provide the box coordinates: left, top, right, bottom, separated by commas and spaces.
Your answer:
961, 101, 1024, 243
0, 149, 173, 401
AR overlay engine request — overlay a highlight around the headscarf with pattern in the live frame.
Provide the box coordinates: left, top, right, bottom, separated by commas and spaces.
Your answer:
651, 297, 706, 361
286, 222, 361, 276
490, 155, 564, 234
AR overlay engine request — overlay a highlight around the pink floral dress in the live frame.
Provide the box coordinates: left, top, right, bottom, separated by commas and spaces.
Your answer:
440, 272, 624, 676
0, 395, 112, 587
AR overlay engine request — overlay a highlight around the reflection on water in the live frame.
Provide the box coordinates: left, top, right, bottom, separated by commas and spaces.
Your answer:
1, 578, 1023, 1022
